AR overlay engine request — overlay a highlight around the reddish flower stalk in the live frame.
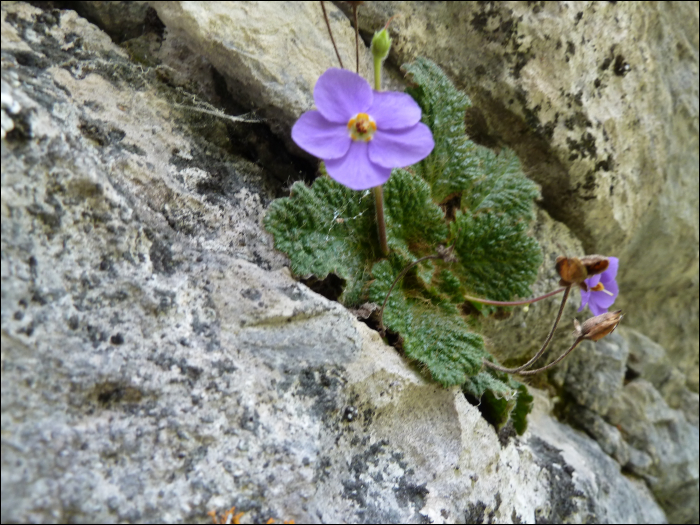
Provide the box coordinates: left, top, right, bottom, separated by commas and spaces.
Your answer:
320, 1, 344, 69
464, 286, 567, 307
516, 310, 623, 375
482, 285, 572, 374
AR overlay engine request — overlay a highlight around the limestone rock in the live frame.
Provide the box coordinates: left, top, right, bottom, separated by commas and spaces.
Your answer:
563, 331, 629, 415
150, 1, 375, 146
1, 2, 694, 523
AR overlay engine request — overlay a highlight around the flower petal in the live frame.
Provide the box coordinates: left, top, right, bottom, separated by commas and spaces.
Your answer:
587, 298, 608, 317
369, 91, 422, 130
578, 288, 591, 312
314, 68, 372, 124
601, 257, 619, 283
291, 111, 351, 160
585, 272, 602, 288
592, 280, 619, 309
368, 123, 435, 168
325, 141, 391, 190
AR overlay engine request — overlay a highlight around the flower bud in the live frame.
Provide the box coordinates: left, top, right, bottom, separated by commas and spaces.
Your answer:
573, 310, 623, 342
371, 28, 392, 62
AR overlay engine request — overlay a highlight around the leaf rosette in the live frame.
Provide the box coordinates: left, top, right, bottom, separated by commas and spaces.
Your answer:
264, 58, 542, 432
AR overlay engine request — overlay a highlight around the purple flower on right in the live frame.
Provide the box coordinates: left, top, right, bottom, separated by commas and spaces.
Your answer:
579, 256, 619, 316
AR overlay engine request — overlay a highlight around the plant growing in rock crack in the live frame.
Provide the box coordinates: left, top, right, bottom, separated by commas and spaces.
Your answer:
264, 9, 622, 434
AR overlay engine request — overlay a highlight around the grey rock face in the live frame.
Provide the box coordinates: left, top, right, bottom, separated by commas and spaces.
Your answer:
1, 2, 695, 524
606, 379, 699, 525
151, 1, 375, 148
563, 331, 629, 415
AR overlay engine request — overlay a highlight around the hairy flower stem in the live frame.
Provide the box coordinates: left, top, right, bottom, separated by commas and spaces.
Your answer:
516, 336, 584, 376
464, 287, 567, 307
482, 285, 572, 374
373, 186, 389, 256
378, 255, 441, 333
320, 1, 344, 69
373, 56, 382, 91
371, 46, 389, 256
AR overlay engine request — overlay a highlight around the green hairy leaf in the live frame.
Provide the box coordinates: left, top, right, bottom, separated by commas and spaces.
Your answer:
451, 211, 542, 302
263, 176, 377, 305
370, 260, 486, 387
403, 57, 541, 219
264, 57, 543, 429
463, 371, 534, 435
384, 168, 447, 260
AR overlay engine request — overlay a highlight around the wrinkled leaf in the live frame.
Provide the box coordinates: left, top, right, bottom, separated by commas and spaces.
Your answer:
264, 176, 377, 305
451, 211, 542, 302
370, 260, 486, 387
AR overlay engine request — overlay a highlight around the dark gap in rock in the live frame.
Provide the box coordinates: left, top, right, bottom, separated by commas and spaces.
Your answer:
300, 273, 346, 302
461, 301, 484, 318
36, 2, 162, 44
463, 389, 506, 431
624, 366, 639, 384
354, 304, 405, 353
464, 107, 500, 149
210, 68, 316, 196
439, 193, 462, 222
497, 421, 517, 447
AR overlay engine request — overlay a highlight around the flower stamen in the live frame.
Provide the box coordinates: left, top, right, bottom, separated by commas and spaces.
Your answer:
590, 282, 614, 296
347, 113, 377, 142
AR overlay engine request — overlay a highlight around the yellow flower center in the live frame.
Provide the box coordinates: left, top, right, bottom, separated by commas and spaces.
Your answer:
590, 282, 614, 296
347, 113, 376, 142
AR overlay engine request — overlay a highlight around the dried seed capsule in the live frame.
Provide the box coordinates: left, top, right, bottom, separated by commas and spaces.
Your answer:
573, 310, 623, 342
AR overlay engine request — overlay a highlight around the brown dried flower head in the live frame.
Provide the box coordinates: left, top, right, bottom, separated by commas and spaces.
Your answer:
556, 255, 609, 291
573, 310, 623, 342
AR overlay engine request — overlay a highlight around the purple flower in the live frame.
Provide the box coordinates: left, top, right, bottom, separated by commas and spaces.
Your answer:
579, 257, 619, 316
291, 68, 434, 191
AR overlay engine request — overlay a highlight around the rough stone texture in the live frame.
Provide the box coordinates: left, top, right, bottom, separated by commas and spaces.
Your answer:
150, 1, 376, 151
151, 0, 699, 385
606, 378, 699, 525
1, 2, 696, 524
559, 326, 699, 524
562, 331, 629, 415
338, 1, 700, 392
65, 1, 152, 43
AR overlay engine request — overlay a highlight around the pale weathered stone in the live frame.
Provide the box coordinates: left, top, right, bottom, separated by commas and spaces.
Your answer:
0, 2, 694, 524
562, 330, 628, 414
606, 379, 699, 524
151, 1, 375, 145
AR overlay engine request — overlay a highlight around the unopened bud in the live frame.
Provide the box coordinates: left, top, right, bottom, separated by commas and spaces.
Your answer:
573, 310, 623, 342
371, 28, 392, 62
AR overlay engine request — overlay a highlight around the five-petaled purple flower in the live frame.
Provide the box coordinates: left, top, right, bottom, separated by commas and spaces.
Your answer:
292, 68, 434, 190
579, 256, 619, 316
